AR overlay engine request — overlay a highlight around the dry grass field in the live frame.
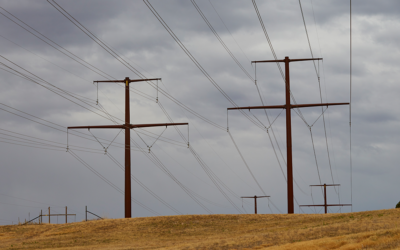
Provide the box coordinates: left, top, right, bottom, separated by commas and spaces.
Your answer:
0, 208, 399, 250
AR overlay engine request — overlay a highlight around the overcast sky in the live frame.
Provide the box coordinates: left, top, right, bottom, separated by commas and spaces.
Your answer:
0, 0, 399, 224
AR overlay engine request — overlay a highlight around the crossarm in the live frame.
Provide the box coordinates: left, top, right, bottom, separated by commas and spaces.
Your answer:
228, 105, 285, 110
299, 204, 352, 207
129, 123, 188, 128
252, 58, 322, 63
310, 184, 340, 187
292, 102, 349, 108
228, 102, 348, 110
241, 196, 270, 198
94, 78, 161, 83
68, 125, 125, 129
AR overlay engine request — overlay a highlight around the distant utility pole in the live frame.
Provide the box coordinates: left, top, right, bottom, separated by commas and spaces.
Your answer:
300, 184, 352, 214
228, 57, 349, 214
68, 77, 188, 218
241, 195, 270, 214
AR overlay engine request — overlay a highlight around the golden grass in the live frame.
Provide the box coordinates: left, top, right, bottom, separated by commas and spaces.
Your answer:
0, 209, 399, 249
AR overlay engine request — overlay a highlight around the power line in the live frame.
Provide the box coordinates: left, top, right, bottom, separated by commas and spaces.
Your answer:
106, 152, 183, 215
207, 0, 253, 64
298, 0, 339, 198
158, 101, 248, 212
191, 0, 254, 82
0, 5, 115, 80
143, 0, 266, 132
48, 0, 225, 131
251, 0, 308, 124
68, 150, 161, 216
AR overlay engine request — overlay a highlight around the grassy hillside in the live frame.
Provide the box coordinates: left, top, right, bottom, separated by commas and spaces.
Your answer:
1, 209, 399, 249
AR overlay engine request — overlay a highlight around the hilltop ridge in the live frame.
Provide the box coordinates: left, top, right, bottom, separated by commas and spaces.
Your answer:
1, 209, 399, 249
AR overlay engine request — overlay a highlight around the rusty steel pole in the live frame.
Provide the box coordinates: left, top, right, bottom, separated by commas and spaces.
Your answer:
324, 184, 327, 214
229, 56, 350, 214
124, 77, 132, 219
68, 77, 188, 219
284, 57, 294, 214
254, 196, 257, 214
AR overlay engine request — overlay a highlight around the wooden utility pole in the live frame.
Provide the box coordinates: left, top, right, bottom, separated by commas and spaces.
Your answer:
300, 184, 351, 213
228, 57, 349, 214
69, 77, 188, 218
241, 195, 270, 214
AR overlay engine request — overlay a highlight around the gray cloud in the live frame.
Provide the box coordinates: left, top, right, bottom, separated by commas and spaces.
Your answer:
0, 0, 399, 223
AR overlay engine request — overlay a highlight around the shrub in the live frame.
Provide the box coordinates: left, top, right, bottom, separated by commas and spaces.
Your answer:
396, 201, 400, 209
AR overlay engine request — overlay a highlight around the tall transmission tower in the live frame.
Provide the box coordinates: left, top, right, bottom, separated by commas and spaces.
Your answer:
300, 184, 351, 213
68, 77, 188, 218
228, 57, 349, 214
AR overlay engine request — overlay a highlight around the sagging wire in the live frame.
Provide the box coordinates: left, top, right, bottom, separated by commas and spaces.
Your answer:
134, 129, 150, 150
156, 79, 159, 103
147, 126, 167, 153
309, 127, 323, 195
241, 198, 249, 214
66, 129, 69, 152
134, 126, 169, 153
106, 129, 123, 152
88, 129, 106, 153
249, 109, 284, 131
88, 129, 123, 154
311, 186, 317, 213
309, 107, 328, 128
255, 61, 257, 85
187, 123, 190, 148
93, 81, 99, 105
227, 109, 229, 132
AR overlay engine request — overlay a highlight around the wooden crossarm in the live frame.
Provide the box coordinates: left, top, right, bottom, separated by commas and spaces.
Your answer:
252, 58, 322, 64
228, 105, 285, 110
241, 196, 270, 198
129, 123, 188, 128
299, 204, 352, 207
68, 125, 124, 129
228, 102, 348, 110
68, 123, 188, 130
310, 184, 340, 187
94, 78, 161, 83
292, 103, 349, 108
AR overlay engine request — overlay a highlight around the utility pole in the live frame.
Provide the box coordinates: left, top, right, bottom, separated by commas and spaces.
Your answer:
241, 195, 270, 214
69, 77, 188, 218
300, 184, 351, 213
228, 57, 349, 214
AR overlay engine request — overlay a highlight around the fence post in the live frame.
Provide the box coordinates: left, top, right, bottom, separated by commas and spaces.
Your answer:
66, 206, 67, 224
48, 207, 50, 224
85, 206, 87, 222
40, 210, 42, 224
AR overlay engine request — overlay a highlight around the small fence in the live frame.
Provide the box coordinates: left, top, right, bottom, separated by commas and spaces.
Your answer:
22, 206, 102, 225
23, 207, 76, 225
